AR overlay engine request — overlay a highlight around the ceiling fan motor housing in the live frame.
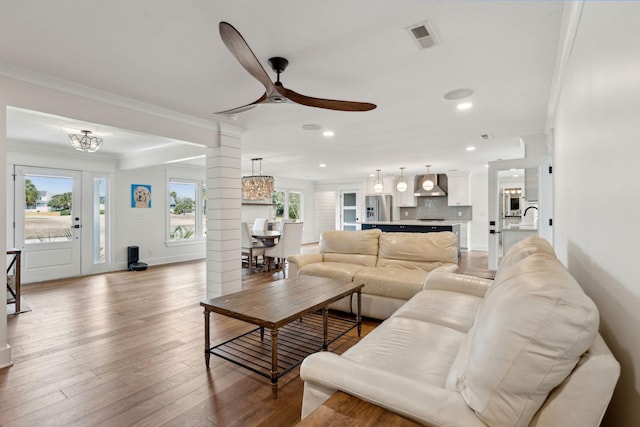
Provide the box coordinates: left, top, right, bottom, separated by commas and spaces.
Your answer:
268, 57, 289, 74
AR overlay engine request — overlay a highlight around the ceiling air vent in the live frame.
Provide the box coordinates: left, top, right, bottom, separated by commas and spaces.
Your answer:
407, 21, 439, 50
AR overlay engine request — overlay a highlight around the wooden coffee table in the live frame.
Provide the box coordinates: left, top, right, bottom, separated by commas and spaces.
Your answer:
200, 276, 363, 398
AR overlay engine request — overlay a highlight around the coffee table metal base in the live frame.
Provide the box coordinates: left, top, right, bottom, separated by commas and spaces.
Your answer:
206, 310, 357, 395
201, 277, 363, 398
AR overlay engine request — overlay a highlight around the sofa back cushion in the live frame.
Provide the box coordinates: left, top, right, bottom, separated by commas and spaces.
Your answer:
319, 229, 381, 267
459, 253, 599, 427
494, 236, 556, 283
376, 231, 458, 271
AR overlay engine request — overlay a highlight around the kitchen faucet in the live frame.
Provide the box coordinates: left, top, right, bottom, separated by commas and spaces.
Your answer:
524, 206, 538, 216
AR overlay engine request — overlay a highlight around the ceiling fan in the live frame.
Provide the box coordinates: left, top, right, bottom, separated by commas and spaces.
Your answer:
215, 22, 377, 114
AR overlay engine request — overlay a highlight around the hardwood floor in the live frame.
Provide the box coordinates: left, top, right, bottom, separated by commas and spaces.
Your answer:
1, 249, 491, 426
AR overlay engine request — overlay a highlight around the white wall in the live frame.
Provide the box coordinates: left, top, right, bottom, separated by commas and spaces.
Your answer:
552, 3, 640, 425
115, 165, 205, 269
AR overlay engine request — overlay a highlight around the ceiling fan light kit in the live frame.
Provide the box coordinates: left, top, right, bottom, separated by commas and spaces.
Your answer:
242, 158, 274, 201
216, 22, 376, 114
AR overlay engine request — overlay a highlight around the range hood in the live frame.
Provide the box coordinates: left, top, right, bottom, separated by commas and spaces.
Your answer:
413, 174, 448, 197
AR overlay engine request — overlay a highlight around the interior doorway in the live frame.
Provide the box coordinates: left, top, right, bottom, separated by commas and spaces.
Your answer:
488, 157, 552, 270
340, 190, 359, 231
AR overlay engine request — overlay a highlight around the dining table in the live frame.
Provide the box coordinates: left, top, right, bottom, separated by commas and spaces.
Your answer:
252, 230, 281, 247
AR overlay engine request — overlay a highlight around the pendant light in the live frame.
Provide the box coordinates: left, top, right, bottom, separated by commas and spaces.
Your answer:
242, 158, 275, 200
396, 167, 407, 192
373, 169, 384, 193
422, 164, 434, 191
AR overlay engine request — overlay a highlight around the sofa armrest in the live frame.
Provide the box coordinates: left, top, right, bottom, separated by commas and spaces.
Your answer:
287, 253, 323, 276
300, 352, 485, 426
423, 271, 493, 297
432, 263, 459, 273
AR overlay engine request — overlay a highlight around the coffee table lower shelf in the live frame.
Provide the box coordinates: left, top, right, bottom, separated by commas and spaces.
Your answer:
208, 311, 357, 384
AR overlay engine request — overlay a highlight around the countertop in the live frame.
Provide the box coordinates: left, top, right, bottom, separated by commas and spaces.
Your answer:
503, 224, 538, 232
360, 220, 465, 226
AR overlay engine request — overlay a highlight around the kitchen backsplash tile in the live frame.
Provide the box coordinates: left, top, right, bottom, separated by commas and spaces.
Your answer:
400, 197, 472, 221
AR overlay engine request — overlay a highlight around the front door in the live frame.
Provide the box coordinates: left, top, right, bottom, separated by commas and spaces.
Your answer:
14, 166, 82, 282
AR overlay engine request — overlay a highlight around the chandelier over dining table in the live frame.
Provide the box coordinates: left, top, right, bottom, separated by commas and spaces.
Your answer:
242, 157, 275, 200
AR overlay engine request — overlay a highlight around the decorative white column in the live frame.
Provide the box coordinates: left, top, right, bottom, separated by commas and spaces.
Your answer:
205, 124, 243, 298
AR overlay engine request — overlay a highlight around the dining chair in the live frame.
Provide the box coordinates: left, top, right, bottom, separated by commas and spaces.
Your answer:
278, 218, 295, 232
252, 217, 269, 235
242, 221, 265, 275
264, 222, 303, 277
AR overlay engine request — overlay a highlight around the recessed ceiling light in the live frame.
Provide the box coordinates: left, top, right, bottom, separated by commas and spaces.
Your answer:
457, 102, 473, 110
302, 123, 322, 131
444, 88, 474, 100
322, 130, 335, 137
319, 163, 327, 168
484, 164, 489, 168
466, 146, 476, 151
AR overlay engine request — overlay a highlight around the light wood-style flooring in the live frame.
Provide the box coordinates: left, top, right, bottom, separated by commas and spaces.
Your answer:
1, 248, 491, 426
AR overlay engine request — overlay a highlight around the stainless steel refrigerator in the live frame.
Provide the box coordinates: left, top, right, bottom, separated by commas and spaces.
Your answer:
365, 195, 393, 221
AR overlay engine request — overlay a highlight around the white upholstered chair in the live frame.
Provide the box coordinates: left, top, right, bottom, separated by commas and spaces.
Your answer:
264, 222, 303, 277
242, 222, 265, 275
252, 217, 269, 235
278, 218, 295, 231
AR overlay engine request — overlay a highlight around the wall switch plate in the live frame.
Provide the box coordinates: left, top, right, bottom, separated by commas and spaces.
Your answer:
458, 211, 462, 217
405, 211, 408, 216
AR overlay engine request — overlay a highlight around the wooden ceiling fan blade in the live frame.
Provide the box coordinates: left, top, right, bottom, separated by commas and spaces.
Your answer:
219, 22, 278, 97
214, 93, 267, 115
283, 87, 376, 112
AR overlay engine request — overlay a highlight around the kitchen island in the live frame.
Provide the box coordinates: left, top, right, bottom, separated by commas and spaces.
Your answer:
360, 220, 461, 252
502, 223, 538, 255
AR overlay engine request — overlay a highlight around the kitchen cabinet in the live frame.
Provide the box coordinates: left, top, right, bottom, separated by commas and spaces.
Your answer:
447, 174, 471, 206
525, 167, 539, 202
459, 222, 469, 250
395, 175, 416, 207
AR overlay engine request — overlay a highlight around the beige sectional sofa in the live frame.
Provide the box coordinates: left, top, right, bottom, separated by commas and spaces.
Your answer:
288, 229, 459, 319
300, 236, 620, 426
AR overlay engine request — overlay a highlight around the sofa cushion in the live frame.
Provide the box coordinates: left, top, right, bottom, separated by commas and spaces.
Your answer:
393, 289, 483, 333
353, 267, 427, 300
343, 316, 466, 388
298, 262, 367, 283
319, 228, 380, 263
459, 253, 600, 427
376, 231, 458, 270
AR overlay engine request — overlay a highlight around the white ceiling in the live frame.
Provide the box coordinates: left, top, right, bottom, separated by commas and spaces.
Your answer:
0, 1, 564, 181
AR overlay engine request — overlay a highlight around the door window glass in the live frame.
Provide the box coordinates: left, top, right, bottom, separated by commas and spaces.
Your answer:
23, 175, 73, 243
93, 177, 106, 263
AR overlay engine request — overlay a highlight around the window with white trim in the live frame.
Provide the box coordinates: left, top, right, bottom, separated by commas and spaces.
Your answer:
168, 178, 205, 241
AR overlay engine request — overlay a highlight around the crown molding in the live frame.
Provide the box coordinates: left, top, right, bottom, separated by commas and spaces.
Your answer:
0, 61, 224, 131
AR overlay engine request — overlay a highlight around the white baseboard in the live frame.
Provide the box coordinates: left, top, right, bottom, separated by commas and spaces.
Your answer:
0, 344, 13, 369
